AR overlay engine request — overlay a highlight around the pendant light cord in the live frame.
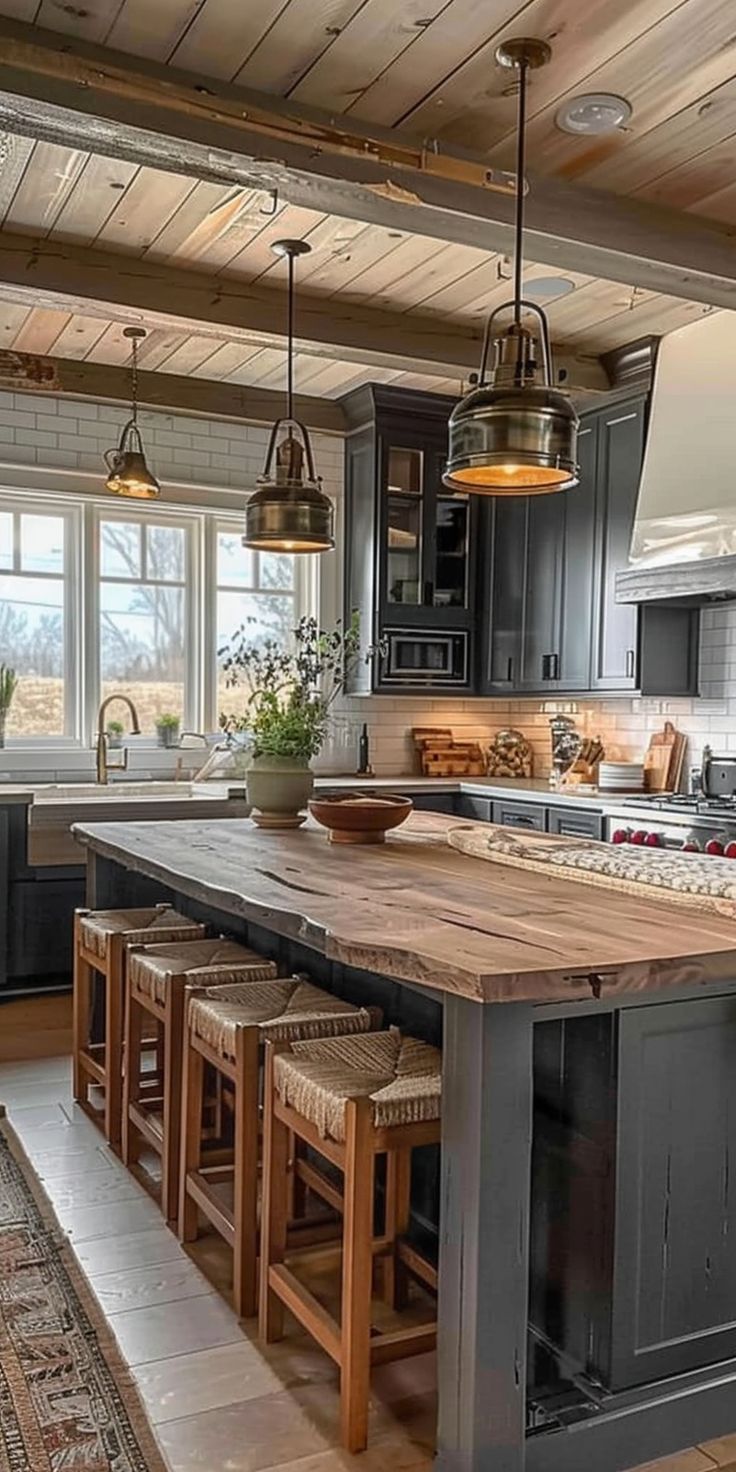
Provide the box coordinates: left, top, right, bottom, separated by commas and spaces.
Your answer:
286, 247, 294, 422
513, 57, 528, 328
131, 333, 139, 428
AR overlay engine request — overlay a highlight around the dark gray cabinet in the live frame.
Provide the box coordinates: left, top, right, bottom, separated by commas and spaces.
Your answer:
482, 394, 699, 697
492, 798, 546, 831
547, 806, 604, 841
342, 385, 477, 694
533, 996, 736, 1393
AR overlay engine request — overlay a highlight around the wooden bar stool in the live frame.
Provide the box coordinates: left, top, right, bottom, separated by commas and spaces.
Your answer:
260, 1027, 441, 1454
73, 905, 204, 1147
179, 976, 378, 1318
123, 938, 279, 1224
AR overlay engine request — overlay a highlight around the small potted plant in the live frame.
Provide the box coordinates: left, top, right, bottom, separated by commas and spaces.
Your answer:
0, 664, 17, 748
106, 718, 125, 750
155, 712, 181, 749
219, 614, 365, 828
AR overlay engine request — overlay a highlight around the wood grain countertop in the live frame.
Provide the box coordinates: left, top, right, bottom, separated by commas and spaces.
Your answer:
72, 813, 736, 1005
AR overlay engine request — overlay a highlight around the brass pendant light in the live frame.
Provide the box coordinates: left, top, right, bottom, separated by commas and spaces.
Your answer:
243, 240, 335, 553
444, 39, 579, 496
104, 326, 161, 499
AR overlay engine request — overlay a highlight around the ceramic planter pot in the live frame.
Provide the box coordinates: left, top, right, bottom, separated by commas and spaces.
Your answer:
157, 723, 180, 749
246, 753, 314, 828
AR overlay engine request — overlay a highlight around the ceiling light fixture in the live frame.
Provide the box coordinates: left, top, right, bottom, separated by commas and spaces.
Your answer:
444, 39, 579, 496
243, 239, 334, 553
555, 93, 632, 136
103, 327, 160, 499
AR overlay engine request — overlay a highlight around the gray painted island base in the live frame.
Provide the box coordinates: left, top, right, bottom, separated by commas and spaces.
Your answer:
75, 821, 736, 1472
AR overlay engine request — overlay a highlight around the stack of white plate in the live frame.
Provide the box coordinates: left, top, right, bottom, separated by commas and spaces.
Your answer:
598, 761, 645, 792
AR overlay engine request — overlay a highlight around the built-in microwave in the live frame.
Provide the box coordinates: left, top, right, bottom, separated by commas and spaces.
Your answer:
381, 628, 470, 687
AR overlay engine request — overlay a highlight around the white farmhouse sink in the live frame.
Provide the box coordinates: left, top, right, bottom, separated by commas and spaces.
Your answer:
27, 781, 250, 865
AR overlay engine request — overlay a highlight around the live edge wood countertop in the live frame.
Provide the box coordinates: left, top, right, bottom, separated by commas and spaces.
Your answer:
72, 813, 736, 1005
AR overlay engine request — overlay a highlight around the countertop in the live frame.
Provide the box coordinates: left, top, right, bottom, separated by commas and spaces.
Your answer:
71, 813, 736, 1005
0, 774, 611, 809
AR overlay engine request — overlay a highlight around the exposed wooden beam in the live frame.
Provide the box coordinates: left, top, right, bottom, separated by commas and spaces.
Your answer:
0, 231, 606, 390
0, 349, 347, 432
0, 20, 732, 310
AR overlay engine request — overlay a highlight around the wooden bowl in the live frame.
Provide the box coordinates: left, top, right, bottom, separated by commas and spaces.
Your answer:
308, 791, 413, 844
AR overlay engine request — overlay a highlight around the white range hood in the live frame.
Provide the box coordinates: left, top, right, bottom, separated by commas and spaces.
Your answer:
617, 310, 736, 604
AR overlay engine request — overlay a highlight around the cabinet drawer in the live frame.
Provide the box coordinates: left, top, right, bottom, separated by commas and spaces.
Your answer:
492, 800, 546, 831
547, 807, 603, 841
455, 794, 493, 822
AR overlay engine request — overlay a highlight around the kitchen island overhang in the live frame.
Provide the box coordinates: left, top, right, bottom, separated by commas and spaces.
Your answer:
72, 813, 736, 1472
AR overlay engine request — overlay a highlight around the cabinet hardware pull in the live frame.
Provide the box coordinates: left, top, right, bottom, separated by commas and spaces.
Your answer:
423, 580, 434, 605
625, 648, 635, 679
507, 657, 513, 682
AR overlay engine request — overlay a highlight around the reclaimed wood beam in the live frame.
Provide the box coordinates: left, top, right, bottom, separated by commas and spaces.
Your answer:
0, 349, 347, 433
0, 231, 606, 388
0, 20, 732, 309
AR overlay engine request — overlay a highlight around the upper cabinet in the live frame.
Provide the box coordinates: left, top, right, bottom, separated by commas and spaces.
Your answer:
480, 394, 699, 699
342, 384, 699, 699
342, 386, 477, 694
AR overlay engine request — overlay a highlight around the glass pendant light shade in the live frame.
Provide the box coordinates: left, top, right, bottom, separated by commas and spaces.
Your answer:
445, 303, 579, 495
103, 327, 160, 499
444, 39, 579, 497
243, 240, 334, 553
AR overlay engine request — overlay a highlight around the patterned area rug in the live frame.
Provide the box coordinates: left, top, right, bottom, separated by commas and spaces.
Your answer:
0, 1111, 167, 1472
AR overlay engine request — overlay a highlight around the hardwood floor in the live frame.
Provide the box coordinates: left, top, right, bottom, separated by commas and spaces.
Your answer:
0, 990, 72, 1061
0, 997, 735, 1472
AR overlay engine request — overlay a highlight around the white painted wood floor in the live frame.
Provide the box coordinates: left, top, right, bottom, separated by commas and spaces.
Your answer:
1, 1054, 735, 1472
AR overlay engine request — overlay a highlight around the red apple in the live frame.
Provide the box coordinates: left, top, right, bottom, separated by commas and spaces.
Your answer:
724, 842, 736, 860
630, 830, 648, 845
705, 838, 725, 856
611, 829, 630, 844
644, 832, 662, 847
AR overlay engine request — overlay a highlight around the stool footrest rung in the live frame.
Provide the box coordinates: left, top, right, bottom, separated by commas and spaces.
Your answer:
396, 1239, 438, 1293
268, 1264, 342, 1364
369, 1323, 436, 1367
294, 1158, 344, 1216
128, 1102, 164, 1150
186, 1169, 235, 1243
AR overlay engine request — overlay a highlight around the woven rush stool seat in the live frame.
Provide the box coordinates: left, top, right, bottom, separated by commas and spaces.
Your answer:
73, 904, 204, 1148
188, 976, 375, 1061
260, 1027, 441, 1454
273, 1029, 442, 1142
79, 906, 201, 960
179, 976, 378, 1318
123, 939, 278, 1224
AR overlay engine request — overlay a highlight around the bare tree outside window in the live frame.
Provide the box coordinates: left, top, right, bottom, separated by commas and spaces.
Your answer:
99, 518, 187, 730
216, 531, 295, 726
0, 510, 66, 735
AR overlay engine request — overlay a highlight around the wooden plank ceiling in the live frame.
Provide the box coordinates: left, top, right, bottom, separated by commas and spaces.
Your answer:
0, 0, 728, 398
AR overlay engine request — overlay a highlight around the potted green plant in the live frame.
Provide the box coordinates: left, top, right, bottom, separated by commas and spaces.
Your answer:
106, 718, 125, 750
219, 614, 363, 827
155, 712, 181, 749
0, 664, 17, 748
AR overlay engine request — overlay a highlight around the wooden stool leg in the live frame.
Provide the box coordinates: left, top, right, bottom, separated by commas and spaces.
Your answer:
122, 986, 144, 1168
383, 1147, 412, 1310
179, 1035, 205, 1243
162, 985, 185, 1227
233, 1027, 260, 1318
341, 1099, 375, 1455
259, 1043, 289, 1343
72, 912, 91, 1105
104, 937, 125, 1148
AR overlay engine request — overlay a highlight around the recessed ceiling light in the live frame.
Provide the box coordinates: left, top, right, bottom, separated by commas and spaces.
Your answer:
524, 276, 576, 302
555, 93, 632, 136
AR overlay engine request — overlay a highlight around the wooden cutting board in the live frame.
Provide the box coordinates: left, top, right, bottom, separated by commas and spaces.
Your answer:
644, 722, 678, 792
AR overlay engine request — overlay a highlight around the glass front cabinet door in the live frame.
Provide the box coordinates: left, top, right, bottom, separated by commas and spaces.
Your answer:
380, 438, 474, 627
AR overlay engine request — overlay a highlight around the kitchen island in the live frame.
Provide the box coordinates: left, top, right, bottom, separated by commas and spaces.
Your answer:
72, 812, 736, 1472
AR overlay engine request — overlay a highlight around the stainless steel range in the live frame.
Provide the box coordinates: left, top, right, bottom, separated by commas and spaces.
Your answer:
604, 794, 736, 856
